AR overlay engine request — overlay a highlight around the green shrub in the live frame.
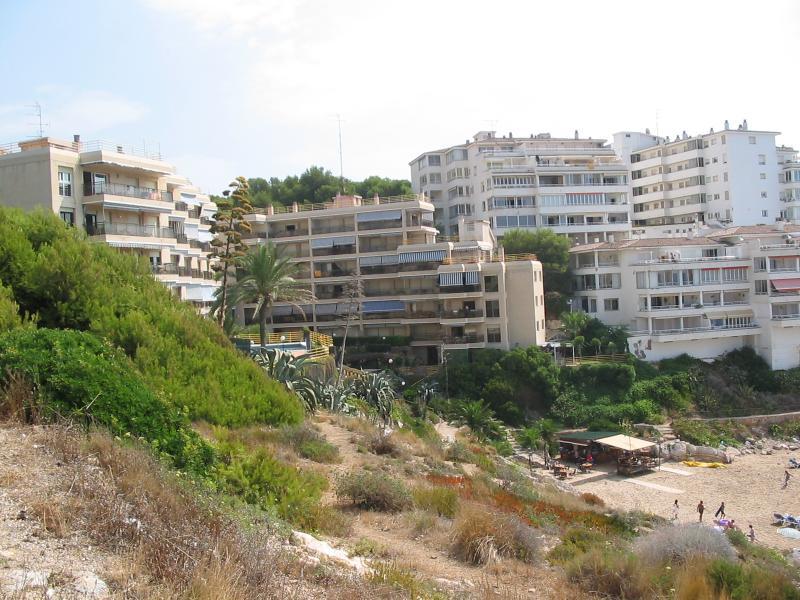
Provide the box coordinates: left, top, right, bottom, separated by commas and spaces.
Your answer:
277, 424, 340, 463
444, 440, 477, 463
0, 208, 302, 428
411, 485, 459, 518
547, 526, 608, 564
215, 448, 326, 528
0, 328, 214, 473
335, 471, 412, 512
0, 283, 22, 332
707, 558, 800, 600
564, 547, 646, 599
673, 418, 744, 447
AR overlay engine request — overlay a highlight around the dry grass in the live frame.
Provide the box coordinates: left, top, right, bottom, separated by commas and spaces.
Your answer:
0, 371, 43, 423
29, 496, 72, 538
451, 504, 540, 565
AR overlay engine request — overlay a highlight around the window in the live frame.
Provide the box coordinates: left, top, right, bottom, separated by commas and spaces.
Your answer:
760, 173, 766, 180
429, 173, 441, 184
762, 210, 769, 217
484, 275, 498, 292
486, 300, 500, 318
59, 209, 74, 226
58, 167, 73, 196
487, 328, 502, 343
604, 298, 619, 311
723, 172, 728, 182
754, 257, 766, 271
761, 192, 768, 199
758, 154, 766, 165
722, 267, 747, 282
580, 298, 597, 313
445, 148, 468, 164
749, 136, 756, 144
755, 280, 768, 294
427, 155, 441, 167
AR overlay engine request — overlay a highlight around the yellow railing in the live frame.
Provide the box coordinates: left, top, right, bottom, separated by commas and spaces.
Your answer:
304, 346, 330, 361
562, 354, 628, 366
310, 331, 333, 347
236, 331, 304, 344
342, 365, 368, 380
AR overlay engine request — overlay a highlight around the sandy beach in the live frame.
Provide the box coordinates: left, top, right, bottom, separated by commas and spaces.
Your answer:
576, 449, 800, 551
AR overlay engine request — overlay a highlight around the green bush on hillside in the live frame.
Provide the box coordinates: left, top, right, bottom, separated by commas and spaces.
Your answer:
0, 328, 214, 473
0, 208, 302, 427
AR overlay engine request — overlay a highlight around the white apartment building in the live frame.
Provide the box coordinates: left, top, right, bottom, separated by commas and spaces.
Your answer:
0, 136, 219, 308
779, 145, 800, 223
241, 194, 546, 365
612, 120, 793, 237
410, 131, 631, 245
570, 224, 800, 369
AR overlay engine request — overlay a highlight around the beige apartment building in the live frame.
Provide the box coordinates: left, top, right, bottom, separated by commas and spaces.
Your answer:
570, 224, 800, 369
0, 136, 219, 308
241, 194, 546, 364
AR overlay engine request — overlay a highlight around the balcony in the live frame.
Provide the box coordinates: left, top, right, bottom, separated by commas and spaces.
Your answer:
151, 263, 217, 281
311, 224, 356, 235
772, 314, 800, 327
87, 222, 176, 238
357, 219, 404, 231
632, 323, 760, 341
270, 228, 309, 239
442, 334, 486, 347
631, 255, 746, 266
83, 182, 173, 204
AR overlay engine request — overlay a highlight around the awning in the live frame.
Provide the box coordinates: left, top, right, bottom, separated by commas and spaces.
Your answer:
772, 278, 800, 292
106, 241, 165, 249
180, 193, 203, 207
399, 250, 446, 264
311, 236, 355, 249
362, 300, 405, 314
464, 271, 480, 285
360, 254, 399, 266
271, 305, 309, 316
315, 303, 353, 315
596, 434, 656, 452
704, 308, 753, 319
439, 272, 464, 287
356, 209, 402, 222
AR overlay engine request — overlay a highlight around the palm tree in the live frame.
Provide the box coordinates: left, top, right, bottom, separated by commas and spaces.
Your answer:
591, 337, 602, 356
229, 243, 314, 348
454, 400, 502, 441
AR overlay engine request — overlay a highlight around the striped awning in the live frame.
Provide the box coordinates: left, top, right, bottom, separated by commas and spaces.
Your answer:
360, 254, 399, 266
362, 300, 405, 313
439, 272, 464, 286
464, 271, 480, 285
398, 250, 446, 264
106, 241, 165, 249
772, 278, 800, 292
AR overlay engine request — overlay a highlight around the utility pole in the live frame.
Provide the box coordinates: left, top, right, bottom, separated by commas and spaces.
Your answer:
336, 114, 345, 194
27, 102, 48, 138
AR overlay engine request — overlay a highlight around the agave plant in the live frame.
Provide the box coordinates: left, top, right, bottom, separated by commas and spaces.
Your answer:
353, 371, 397, 432
297, 376, 355, 414
254, 348, 318, 411
412, 381, 437, 418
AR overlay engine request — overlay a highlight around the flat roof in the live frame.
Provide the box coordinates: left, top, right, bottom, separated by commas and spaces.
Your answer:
559, 431, 619, 442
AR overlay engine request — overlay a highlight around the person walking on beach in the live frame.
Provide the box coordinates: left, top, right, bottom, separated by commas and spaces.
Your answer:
697, 500, 705, 522
748, 524, 756, 543
715, 501, 726, 518
783, 470, 791, 489
671, 499, 679, 522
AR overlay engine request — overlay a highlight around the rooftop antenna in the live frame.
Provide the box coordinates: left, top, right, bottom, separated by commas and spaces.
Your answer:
655, 108, 660, 138
27, 102, 48, 138
335, 114, 345, 194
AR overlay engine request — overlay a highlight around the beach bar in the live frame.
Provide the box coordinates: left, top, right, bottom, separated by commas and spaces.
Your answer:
558, 431, 659, 475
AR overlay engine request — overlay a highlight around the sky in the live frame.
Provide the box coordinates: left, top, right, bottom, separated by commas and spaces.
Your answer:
1, 0, 799, 194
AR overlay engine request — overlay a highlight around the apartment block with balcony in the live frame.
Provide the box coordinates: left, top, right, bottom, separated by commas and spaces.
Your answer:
779, 145, 800, 223
0, 136, 219, 309
613, 120, 792, 238
410, 131, 631, 245
569, 224, 800, 369
241, 194, 546, 364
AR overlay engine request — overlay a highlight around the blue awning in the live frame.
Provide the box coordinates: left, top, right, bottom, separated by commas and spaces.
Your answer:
362, 300, 405, 313
357, 210, 402, 222
464, 271, 480, 285
439, 272, 464, 286
360, 254, 399, 266
398, 250, 446, 264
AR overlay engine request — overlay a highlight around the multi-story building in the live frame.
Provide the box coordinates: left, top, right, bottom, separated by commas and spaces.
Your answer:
779, 145, 800, 223
410, 131, 631, 245
613, 120, 789, 237
0, 136, 219, 309
569, 224, 800, 369
241, 194, 546, 364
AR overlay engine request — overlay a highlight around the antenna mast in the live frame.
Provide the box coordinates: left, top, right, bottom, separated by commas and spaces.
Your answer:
27, 102, 48, 138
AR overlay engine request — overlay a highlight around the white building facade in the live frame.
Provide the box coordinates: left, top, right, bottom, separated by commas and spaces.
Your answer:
613, 120, 790, 237
0, 136, 219, 309
410, 131, 630, 245
570, 224, 800, 369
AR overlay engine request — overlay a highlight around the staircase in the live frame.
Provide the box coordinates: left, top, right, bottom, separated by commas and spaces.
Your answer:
654, 422, 677, 442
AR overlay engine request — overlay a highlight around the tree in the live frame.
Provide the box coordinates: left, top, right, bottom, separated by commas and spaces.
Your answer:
573, 335, 585, 358
607, 341, 618, 356
229, 243, 314, 348
500, 228, 571, 316
591, 337, 602, 355
561, 310, 590, 340
454, 400, 503, 441
210, 177, 253, 327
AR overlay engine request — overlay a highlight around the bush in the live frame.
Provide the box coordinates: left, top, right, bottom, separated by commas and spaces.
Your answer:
411, 485, 459, 518
673, 418, 745, 447
451, 505, 539, 565
633, 523, 736, 565
214, 449, 326, 529
707, 558, 800, 600
277, 424, 340, 463
0, 208, 302, 428
564, 547, 646, 599
579, 492, 605, 507
367, 432, 404, 457
335, 471, 412, 512
0, 328, 214, 473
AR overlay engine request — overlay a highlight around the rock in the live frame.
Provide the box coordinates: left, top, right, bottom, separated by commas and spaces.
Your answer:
756, 442, 764, 449
1, 569, 49, 592
761, 450, 769, 455
790, 446, 798, 451
291, 531, 369, 574
72, 572, 110, 598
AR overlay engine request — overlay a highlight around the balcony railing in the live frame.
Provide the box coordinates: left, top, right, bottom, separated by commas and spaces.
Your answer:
630, 323, 760, 336
631, 255, 745, 266
84, 182, 173, 203
639, 300, 749, 312
443, 334, 485, 345
87, 222, 176, 238
270, 229, 309, 238
772, 314, 800, 320
441, 309, 484, 318
311, 225, 356, 235
151, 264, 216, 280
